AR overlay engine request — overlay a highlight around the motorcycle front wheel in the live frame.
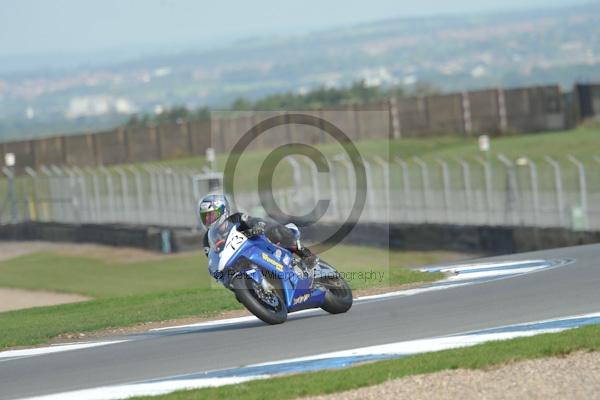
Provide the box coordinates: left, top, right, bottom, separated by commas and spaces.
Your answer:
232, 275, 288, 324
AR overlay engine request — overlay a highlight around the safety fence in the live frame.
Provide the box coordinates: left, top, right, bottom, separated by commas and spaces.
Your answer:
1, 153, 599, 231
4, 82, 600, 172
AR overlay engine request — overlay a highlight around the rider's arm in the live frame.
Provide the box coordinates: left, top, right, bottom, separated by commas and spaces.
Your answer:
228, 213, 265, 235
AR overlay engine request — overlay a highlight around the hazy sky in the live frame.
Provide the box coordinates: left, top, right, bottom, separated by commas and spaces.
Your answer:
0, 0, 589, 56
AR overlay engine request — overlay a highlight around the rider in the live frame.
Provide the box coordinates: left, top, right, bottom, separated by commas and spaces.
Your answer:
197, 194, 318, 270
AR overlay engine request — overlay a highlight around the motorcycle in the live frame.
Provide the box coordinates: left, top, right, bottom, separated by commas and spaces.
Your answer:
207, 217, 353, 324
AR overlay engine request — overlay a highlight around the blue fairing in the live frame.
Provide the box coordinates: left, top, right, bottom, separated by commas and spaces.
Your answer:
208, 222, 325, 312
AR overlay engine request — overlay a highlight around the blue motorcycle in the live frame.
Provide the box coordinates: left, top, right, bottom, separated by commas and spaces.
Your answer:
207, 217, 353, 324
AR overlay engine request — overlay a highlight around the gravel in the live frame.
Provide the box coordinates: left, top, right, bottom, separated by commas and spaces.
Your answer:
0, 288, 90, 312
304, 351, 600, 400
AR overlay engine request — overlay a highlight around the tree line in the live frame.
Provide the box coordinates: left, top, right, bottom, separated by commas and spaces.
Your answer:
125, 80, 437, 127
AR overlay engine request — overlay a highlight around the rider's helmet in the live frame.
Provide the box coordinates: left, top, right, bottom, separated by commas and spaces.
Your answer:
198, 194, 230, 229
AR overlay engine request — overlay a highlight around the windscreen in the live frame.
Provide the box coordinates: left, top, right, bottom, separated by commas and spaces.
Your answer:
207, 215, 234, 254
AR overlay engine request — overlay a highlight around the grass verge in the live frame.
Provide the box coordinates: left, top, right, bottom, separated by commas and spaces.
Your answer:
0, 288, 240, 349
0, 245, 451, 349
135, 324, 600, 400
0, 245, 451, 297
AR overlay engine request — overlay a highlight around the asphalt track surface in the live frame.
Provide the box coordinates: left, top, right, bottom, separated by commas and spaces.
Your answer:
2, 243, 600, 399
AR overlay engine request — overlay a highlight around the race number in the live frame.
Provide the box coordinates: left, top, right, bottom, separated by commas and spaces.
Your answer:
218, 227, 247, 271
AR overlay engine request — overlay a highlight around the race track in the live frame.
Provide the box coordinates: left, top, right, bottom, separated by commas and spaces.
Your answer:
2, 243, 600, 400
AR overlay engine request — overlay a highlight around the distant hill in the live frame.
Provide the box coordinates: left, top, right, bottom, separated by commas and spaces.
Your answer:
1, 2, 599, 141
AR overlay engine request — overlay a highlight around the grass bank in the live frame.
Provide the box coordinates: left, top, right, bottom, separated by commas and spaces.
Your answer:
153, 127, 600, 191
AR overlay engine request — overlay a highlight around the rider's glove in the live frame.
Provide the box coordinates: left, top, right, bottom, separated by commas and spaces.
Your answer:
246, 221, 266, 237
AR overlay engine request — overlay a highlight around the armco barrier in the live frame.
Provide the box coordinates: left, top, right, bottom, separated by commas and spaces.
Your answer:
0, 222, 186, 252
1, 222, 599, 254
298, 222, 600, 255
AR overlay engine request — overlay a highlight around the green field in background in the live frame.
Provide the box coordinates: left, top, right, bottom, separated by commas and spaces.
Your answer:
149, 127, 600, 192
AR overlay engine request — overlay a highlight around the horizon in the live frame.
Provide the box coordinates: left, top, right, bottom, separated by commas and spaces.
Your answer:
0, 0, 592, 73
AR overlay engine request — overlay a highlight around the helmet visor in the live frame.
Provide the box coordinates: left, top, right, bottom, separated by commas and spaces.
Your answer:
201, 209, 223, 227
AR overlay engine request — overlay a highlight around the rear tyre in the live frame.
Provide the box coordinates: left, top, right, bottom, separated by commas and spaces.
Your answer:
318, 263, 353, 314
232, 275, 287, 324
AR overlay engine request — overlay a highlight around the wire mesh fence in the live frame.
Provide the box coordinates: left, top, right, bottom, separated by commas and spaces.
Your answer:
0, 153, 599, 230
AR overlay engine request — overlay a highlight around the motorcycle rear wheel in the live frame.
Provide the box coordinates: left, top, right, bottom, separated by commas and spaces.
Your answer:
232, 275, 288, 324
318, 263, 353, 314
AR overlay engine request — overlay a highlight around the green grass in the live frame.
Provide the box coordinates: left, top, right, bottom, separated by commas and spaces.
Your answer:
0, 245, 449, 297
0, 252, 212, 298
0, 245, 451, 349
160, 127, 600, 169
151, 127, 600, 192
0, 288, 240, 349
136, 323, 600, 400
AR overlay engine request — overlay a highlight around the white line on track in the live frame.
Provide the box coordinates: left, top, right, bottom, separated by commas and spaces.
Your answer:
22, 376, 267, 400
0, 340, 130, 361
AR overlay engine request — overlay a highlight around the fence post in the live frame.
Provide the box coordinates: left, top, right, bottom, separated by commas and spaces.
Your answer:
374, 156, 390, 221
299, 157, 323, 219
1, 167, 17, 223
394, 157, 411, 223
497, 154, 521, 226
62, 166, 80, 223
413, 157, 431, 223
363, 158, 377, 222
474, 156, 493, 225
567, 155, 588, 229
100, 167, 116, 223
128, 166, 145, 224
115, 167, 130, 223
143, 166, 160, 225
455, 158, 473, 224
522, 157, 540, 227
39, 166, 54, 221
335, 155, 355, 185
155, 166, 170, 225
436, 158, 451, 223
51, 165, 69, 223
286, 157, 303, 188
333, 154, 356, 222
86, 167, 101, 223
180, 171, 195, 228
25, 167, 39, 221
71, 166, 90, 223
285, 156, 303, 213
173, 170, 187, 225
544, 156, 565, 227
